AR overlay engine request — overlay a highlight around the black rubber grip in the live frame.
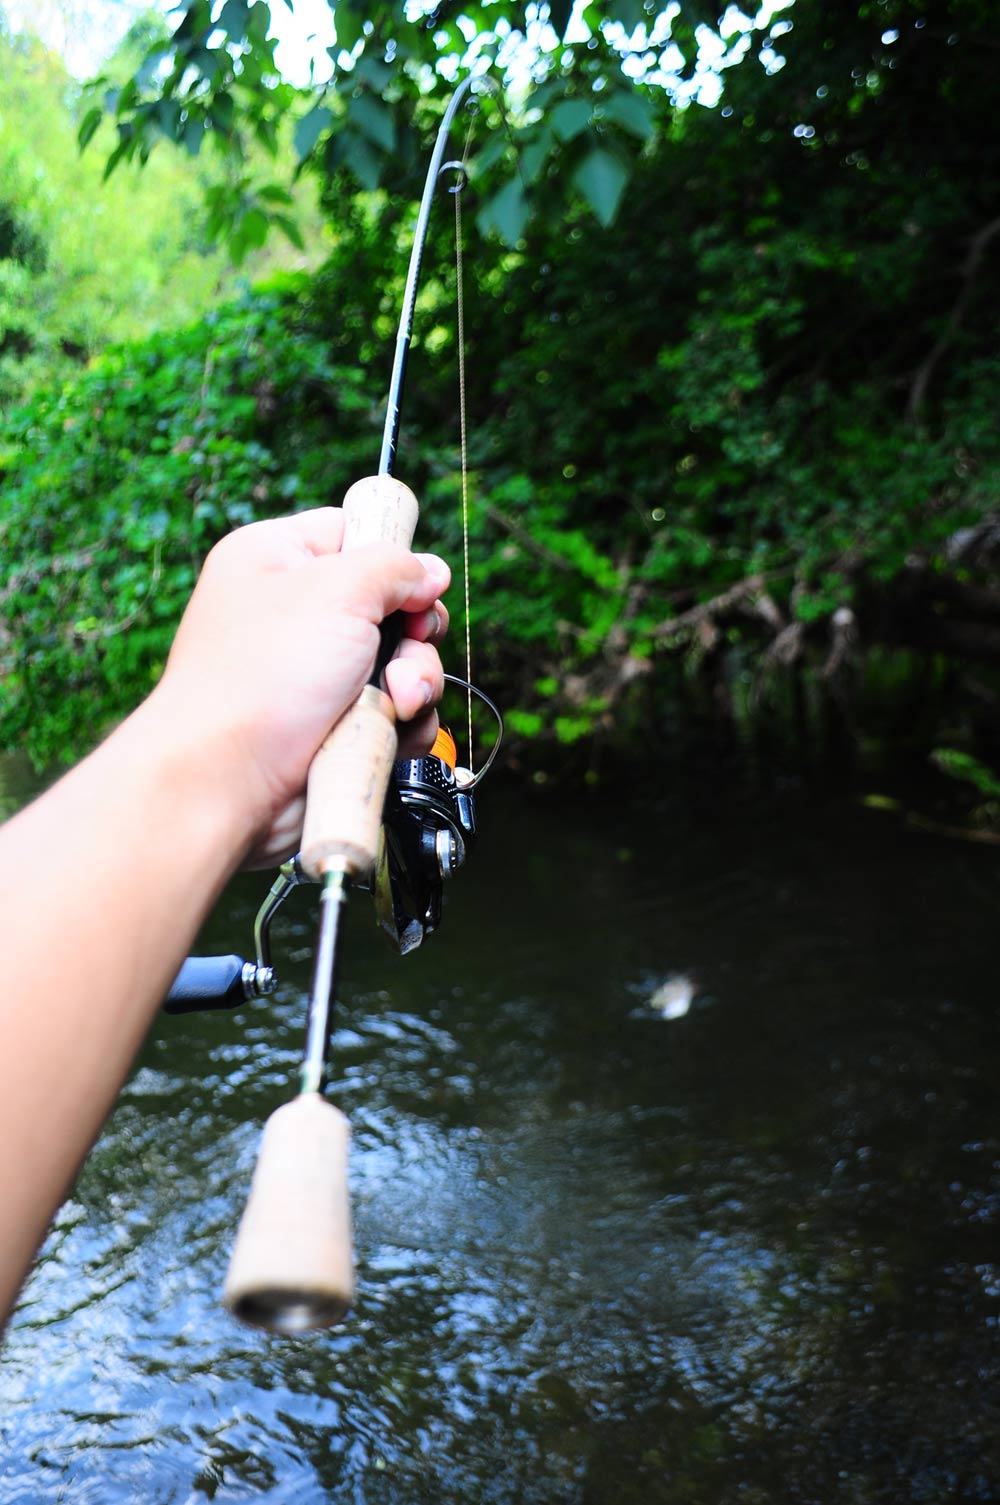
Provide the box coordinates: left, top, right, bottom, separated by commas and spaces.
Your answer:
164, 954, 248, 1014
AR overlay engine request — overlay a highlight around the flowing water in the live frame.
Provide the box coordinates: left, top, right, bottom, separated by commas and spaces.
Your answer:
1, 751, 999, 1503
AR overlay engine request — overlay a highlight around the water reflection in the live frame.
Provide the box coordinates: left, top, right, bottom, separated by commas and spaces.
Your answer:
2, 761, 999, 1502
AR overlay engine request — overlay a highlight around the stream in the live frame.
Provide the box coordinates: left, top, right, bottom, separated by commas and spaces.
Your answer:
1, 752, 999, 1502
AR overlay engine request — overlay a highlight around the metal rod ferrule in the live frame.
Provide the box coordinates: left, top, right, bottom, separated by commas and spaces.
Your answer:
299, 865, 350, 1095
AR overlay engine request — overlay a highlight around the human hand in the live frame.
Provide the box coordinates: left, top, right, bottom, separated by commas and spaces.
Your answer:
152, 507, 450, 867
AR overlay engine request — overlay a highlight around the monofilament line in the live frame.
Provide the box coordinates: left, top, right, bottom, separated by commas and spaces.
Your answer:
454, 138, 474, 766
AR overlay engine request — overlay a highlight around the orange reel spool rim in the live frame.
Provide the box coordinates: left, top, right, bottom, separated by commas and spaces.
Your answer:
430, 726, 458, 769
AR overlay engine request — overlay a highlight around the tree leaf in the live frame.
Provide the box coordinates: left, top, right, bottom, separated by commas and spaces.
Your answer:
333, 1, 364, 54
154, 99, 183, 139
254, 114, 280, 156
135, 46, 169, 91
613, 0, 646, 32
669, 16, 699, 78
239, 206, 270, 251
247, 1, 270, 46
102, 138, 130, 181
547, 0, 574, 39
257, 183, 294, 204
294, 104, 333, 160
77, 107, 102, 151
572, 148, 628, 226
349, 92, 395, 153
602, 88, 655, 140
341, 130, 382, 190
474, 132, 510, 175
355, 54, 392, 91
477, 177, 529, 247
272, 211, 305, 249
519, 124, 555, 184
116, 79, 138, 116
219, 0, 250, 42
551, 98, 592, 143
210, 91, 235, 133
173, 0, 212, 46
183, 114, 206, 155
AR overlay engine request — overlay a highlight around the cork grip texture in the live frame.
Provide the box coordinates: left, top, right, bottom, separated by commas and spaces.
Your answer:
300, 684, 397, 880
342, 475, 419, 549
299, 475, 419, 882
223, 1094, 354, 1331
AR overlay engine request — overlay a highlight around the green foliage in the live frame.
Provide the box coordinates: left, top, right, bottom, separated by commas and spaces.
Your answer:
5, 0, 1000, 766
0, 31, 221, 402
0, 25, 330, 404
0, 280, 357, 761
87, 0, 749, 254
931, 749, 1000, 804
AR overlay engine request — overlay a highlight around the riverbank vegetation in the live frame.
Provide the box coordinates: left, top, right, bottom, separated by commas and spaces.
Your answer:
3, 0, 1000, 783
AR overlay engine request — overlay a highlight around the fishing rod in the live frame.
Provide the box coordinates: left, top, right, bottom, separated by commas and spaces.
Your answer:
164, 70, 503, 1334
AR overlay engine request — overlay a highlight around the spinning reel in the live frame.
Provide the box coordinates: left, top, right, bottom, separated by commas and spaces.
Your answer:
164, 677, 502, 1013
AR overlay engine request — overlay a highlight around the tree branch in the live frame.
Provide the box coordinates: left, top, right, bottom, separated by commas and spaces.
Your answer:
908, 215, 1000, 425
650, 574, 769, 641
483, 504, 578, 573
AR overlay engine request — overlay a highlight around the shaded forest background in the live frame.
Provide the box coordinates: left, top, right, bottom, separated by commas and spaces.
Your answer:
2, 0, 1000, 800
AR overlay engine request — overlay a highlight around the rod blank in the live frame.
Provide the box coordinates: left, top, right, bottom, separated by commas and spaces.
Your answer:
223, 474, 419, 1334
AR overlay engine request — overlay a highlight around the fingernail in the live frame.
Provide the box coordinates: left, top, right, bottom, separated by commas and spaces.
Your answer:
427, 608, 443, 640
421, 680, 435, 707
416, 553, 450, 592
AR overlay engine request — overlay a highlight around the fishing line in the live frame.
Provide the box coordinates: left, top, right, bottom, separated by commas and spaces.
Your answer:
451, 113, 476, 769
444, 86, 514, 774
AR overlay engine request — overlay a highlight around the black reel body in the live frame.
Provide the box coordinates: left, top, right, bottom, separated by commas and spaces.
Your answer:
376, 747, 477, 954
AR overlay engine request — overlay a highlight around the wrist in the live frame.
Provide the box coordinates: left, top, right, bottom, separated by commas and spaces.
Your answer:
117, 684, 267, 877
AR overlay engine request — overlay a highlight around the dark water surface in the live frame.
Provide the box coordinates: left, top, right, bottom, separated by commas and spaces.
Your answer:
2, 757, 999, 1503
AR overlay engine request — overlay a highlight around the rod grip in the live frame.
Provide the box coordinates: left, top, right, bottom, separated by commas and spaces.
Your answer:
342, 474, 419, 550
223, 1093, 354, 1333
300, 684, 397, 880
299, 475, 419, 883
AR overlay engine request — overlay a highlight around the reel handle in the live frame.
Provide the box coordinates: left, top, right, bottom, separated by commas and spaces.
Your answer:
163, 954, 249, 1013
299, 475, 419, 883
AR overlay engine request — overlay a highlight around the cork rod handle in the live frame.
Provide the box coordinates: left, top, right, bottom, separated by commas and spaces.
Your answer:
299, 475, 420, 883
222, 1093, 354, 1332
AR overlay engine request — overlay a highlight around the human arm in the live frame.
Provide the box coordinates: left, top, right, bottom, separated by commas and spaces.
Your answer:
0, 506, 449, 1323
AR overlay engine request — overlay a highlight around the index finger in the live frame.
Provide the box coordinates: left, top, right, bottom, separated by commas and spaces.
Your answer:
316, 543, 451, 624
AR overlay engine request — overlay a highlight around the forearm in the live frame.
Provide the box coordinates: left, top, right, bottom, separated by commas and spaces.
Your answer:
0, 517, 449, 1327
0, 687, 254, 1321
